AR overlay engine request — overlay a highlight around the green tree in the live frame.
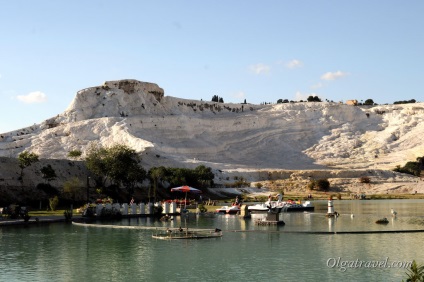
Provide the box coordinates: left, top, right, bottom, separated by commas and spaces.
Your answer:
40, 164, 57, 183
307, 96, 322, 102
148, 166, 167, 202
364, 99, 374, 105
49, 195, 59, 211
194, 165, 214, 188
18, 151, 39, 185
85, 144, 146, 189
165, 167, 188, 187
394, 158, 422, 177
63, 177, 84, 203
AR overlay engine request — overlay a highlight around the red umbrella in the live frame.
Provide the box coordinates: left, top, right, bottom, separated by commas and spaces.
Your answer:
171, 186, 202, 209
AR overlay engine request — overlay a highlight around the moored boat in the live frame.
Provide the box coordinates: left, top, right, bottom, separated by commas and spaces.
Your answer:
248, 200, 314, 213
215, 205, 240, 214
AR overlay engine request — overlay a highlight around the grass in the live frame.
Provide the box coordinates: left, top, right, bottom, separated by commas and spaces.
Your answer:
29, 209, 80, 217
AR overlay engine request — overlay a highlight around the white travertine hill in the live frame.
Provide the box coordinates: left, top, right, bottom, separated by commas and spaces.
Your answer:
0, 79, 423, 176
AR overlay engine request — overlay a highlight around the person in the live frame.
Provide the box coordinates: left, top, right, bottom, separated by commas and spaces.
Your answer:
129, 197, 135, 205
277, 193, 282, 203
235, 196, 240, 205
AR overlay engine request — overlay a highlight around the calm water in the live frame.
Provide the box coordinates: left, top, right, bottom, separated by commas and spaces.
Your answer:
1, 199, 424, 281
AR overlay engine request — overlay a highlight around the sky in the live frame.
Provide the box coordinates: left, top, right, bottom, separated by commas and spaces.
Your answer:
1, 1, 423, 133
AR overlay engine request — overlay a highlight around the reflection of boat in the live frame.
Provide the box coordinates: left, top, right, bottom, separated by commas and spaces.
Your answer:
375, 218, 389, 224
152, 228, 222, 240
215, 205, 240, 214
248, 200, 314, 213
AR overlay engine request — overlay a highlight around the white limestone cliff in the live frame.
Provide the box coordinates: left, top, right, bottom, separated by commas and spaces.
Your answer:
0, 79, 423, 193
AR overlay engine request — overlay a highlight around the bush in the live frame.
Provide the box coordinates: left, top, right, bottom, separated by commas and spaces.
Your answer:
198, 204, 207, 213
153, 205, 163, 216
307, 95, 322, 102
307, 179, 330, 191
315, 179, 330, 191
359, 176, 371, 183
49, 196, 59, 211
393, 159, 422, 176
64, 209, 72, 222
364, 99, 374, 105
393, 99, 416, 104
99, 207, 121, 219
68, 150, 82, 158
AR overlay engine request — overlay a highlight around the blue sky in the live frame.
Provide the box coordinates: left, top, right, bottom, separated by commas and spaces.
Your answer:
1, 1, 423, 133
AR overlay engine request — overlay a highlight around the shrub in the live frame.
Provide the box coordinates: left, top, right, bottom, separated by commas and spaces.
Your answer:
64, 209, 72, 222
307, 179, 330, 191
198, 204, 207, 213
403, 260, 424, 281
359, 176, 371, 183
307, 181, 315, 190
153, 205, 163, 216
68, 150, 82, 158
364, 99, 374, 105
99, 207, 121, 219
315, 179, 330, 191
393, 158, 422, 176
393, 99, 416, 104
307, 95, 322, 102
49, 196, 59, 211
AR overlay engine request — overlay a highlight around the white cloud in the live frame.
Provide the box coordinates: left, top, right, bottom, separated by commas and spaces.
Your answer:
286, 59, 303, 69
249, 63, 271, 75
17, 91, 47, 103
321, 71, 349, 81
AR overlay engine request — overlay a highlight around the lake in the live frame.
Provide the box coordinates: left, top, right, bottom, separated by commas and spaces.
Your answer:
1, 199, 424, 281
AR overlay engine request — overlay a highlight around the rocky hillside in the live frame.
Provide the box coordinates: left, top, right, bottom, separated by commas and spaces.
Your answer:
1, 79, 423, 195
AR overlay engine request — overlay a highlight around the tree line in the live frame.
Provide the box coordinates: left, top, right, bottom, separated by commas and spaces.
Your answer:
14, 144, 215, 207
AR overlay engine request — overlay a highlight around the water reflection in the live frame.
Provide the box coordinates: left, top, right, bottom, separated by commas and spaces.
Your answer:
2, 200, 424, 281
328, 217, 336, 232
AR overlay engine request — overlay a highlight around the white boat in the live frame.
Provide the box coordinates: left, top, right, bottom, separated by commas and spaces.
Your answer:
248, 200, 314, 213
215, 205, 240, 214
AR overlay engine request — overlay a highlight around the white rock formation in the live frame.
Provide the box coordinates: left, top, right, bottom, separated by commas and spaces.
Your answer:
0, 79, 423, 193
